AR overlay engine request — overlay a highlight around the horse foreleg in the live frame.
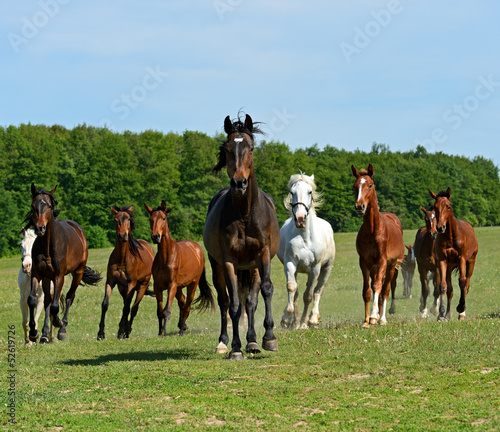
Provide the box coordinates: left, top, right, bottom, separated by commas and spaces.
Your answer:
224, 262, 243, 359
179, 282, 197, 336
370, 260, 386, 325
457, 257, 475, 320
430, 271, 440, 316
128, 279, 150, 338
210, 256, 229, 354
245, 269, 261, 353
259, 249, 278, 353
160, 283, 177, 336
50, 275, 64, 329
301, 266, 320, 329
383, 265, 397, 324
39, 281, 53, 344
118, 285, 135, 339
388, 268, 398, 315
281, 261, 299, 329
418, 265, 430, 317
308, 261, 333, 328
360, 260, 371, 328
154, 285, 165, 336
97, 282, 113, 340
28, 275, 41, 342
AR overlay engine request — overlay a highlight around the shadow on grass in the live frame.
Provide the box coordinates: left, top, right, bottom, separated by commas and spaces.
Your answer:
61, 348, 204, 366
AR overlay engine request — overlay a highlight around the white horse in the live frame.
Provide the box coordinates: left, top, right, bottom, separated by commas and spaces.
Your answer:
278, 174, 336, 329
18, 228, 54, 344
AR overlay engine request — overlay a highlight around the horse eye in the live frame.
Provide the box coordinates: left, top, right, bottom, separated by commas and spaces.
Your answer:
369, 184, 373, 189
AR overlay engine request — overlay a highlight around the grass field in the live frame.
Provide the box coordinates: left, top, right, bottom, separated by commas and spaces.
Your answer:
1, 227, 499, 431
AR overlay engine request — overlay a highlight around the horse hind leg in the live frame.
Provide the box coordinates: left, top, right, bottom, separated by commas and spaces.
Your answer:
389, 268, 398, 315
97, 282, 113, 341
308, 264, 331, 328
281, 262, 299, 329
457, 258, 475, 320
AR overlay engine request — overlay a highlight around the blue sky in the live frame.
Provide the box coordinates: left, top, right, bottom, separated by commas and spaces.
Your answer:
2, 1, 499, 169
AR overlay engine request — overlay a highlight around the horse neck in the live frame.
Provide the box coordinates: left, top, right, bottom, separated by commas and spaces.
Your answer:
231, 171, 259, 218
444, 211, 459, 240
157, 226, 175, 263
114, 237, 131, 263
362, 193, 381, 232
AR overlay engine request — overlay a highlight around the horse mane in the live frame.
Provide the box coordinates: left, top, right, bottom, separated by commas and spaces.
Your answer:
23, 188, 61, 231
283, 173, 323, 214
436, 190, 450, 198
212, 113, 264, 174
111, 205, 143, 257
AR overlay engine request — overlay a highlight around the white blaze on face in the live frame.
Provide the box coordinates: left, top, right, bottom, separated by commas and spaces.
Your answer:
357, 178, 366, 202
234, 137, 244, 143
291, 181, 312, 228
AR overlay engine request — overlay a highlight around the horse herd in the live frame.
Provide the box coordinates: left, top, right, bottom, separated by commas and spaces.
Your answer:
17, 114, 479, 359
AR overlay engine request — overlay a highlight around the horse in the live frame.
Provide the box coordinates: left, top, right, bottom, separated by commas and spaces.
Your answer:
18, 228, 54, 344
414, 204, 440, 318
429, 188, 478, 321
277, 173, 335, 329
144, 200, 214, 336
351, 164, 404, 327
203, 113, 280, 359
24, 184, 102, 343
97, 206, 155, 340
400, 244, 415, 299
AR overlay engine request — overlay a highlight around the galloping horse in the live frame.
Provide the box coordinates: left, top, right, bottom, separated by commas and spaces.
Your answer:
400, 244, 415, 299
144, 200, 214, 336
351, 164, 404, 327
414, 205, 440, 318
203, 114, 280, 359
429, 188, 478, 321
25, 184, 102, 343
278, 173, 335, 329
97, 206, 154, 340
18, 228, 54, 344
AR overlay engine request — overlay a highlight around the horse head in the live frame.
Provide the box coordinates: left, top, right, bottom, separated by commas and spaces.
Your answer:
420, 204, 438, 239
351, 164, 375, 216
30, 183, 58, 237
429, 188, 452, 234
213, 113, 263, 197
285, 173, 321, 229
111, 205, 135, 243
20, 228, 37, 274
144, 200, 172, 244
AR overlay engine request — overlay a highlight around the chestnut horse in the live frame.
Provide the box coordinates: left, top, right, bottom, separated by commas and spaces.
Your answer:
414, 204, 440, 318
351, 164, 404, 327
97, 206, 154, 340
24, 184, 102, 343
144, 200, 214, 336
204, 114, 280, 359
429, 188, 478, 321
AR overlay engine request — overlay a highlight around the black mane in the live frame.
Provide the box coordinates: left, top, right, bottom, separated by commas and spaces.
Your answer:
23, 187, 60, 231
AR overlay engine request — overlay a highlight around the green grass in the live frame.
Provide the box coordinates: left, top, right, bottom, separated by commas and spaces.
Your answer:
1, 228, 499, 431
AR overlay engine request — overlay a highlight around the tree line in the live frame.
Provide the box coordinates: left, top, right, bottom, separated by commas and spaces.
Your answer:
1, 124, 499, 258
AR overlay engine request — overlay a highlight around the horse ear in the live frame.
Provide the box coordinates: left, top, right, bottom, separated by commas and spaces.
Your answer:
144, 203, 152, 214
49, 185, 58, 195
31, 183, 37, 196
446, 187, 451, 199
110, 206, 118, 215
224, 116, 233, 135
420, 206, 427, 214
244, 114, 253, 132
351, 165, 359, 178
428, 189, 437, 200
128, 205, 134, 212
367, 163, 374, 177
160, 200, 167, 211
311, 174, 315, 181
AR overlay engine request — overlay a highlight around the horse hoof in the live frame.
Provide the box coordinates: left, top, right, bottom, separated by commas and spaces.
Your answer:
215, 342, 228, 354
29, 330, 39, 342
389, 307, 395, 315
362, 322, 370, 329
97, 333, 105, 341
53, 317, 63, 328
57, 330, 67, 341
229, 350, 244, 360
40, 336, 50, 344
458, 314, 466, 321
245, 342, 261, 354
262, 338, 278, 352
369, 318, 378, 326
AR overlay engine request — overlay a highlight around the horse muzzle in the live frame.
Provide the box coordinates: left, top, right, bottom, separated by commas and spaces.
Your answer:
151, 233, 161, 244
430, 232, 438, 240
118, 233, 129, 242
437, 225, 446, 234
230, 177, 248, 196
35, 225, 46, 236
355, 204, 366, 216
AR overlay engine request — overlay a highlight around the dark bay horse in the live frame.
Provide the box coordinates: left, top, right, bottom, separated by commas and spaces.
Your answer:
97, 206, 154, 340
429, 188, 478, 321
414, 204, 440, 318
25, 184, 102, 343
203, 114, 280, 359
351, 164, 404, 327
144, 200, 214, 336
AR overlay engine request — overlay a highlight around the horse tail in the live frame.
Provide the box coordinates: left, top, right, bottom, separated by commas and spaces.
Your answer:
192, 269, 215, 313
81, 266, 103, 286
